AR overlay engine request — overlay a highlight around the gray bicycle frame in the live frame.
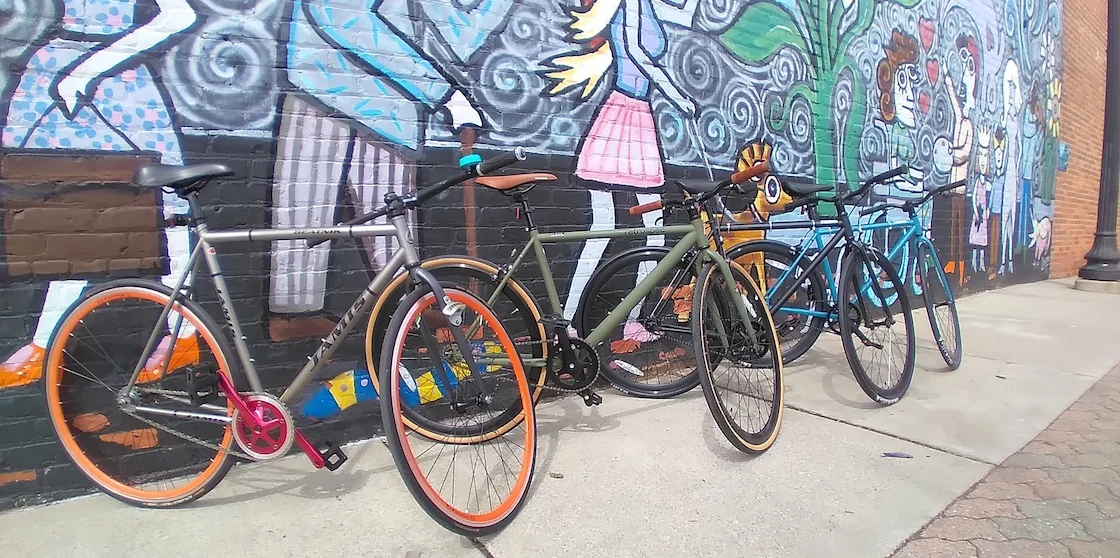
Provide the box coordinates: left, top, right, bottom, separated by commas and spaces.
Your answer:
125, 194, 424, 407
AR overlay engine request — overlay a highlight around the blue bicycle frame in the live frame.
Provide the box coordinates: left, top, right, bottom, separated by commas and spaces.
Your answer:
744, 207, 950, 321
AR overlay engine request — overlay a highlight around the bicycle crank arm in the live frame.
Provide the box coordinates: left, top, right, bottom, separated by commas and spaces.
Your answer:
852, 327, 883, 350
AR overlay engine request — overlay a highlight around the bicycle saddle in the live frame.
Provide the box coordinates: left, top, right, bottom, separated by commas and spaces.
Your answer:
781, 180, 833, 198
133, 163, 234, 194
476, 173, 556, 191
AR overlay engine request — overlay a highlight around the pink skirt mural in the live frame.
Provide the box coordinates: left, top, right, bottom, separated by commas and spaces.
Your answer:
575, 91, 664, 189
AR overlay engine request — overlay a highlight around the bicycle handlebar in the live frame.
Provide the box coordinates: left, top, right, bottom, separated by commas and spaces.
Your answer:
730, 160, 771, 184
307, 147, 527, 247
839, 165, 909, 203
857, 178, 968, 217
934, 179, 968, 196
629, 199, 663, 216
627, 161, 769, 217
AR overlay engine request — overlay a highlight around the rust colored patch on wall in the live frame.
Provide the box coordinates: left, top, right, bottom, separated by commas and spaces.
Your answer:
0, 153, 153, 182
0, 150, 163, 278
0, 470, 37, 487
98, 428, 159, 450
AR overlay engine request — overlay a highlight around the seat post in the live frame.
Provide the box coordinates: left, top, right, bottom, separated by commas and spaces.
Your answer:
515, 193, 537, 231
186, 191, 206, 228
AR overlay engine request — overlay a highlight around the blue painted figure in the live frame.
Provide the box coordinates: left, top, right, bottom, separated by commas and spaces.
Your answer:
268, 0, 487, 339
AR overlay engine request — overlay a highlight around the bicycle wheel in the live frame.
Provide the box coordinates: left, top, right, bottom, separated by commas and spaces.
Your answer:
691, 260, 785, 454
42, 279, 237, 508
576, 247, 700, 398
916, 241, 963, 370
726, 239, 827, 365
379, 284, 536, 536
367, 256, 547, 442
837, 249, 917, 405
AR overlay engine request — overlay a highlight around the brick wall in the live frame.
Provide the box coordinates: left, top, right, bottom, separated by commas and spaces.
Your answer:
0, 0, 1071, 508
1051, 0, 1111, 278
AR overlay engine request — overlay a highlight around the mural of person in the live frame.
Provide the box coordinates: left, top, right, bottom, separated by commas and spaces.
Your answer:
541, 0, 701, 336
940, 34, 980, 286
875, 30, 928, 207
998, 58, 1023, 275
267, 0, 485, 341
969, 124, 992, 273
0, 0, 200, 388
1018, 81, 1044, 257
988, 125, 1007, 279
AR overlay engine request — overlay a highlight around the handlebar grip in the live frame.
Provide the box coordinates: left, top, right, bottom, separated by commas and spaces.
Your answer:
477, 147, 527, 175
859, 203, 890, 217
730, 161, 771, 184
844, 165, 909, 203
629, 199, 664, 216
934, 179, 968, 195
868, 165, 909, 186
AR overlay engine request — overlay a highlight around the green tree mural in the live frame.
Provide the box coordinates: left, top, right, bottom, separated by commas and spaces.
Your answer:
721, 0, 920, 195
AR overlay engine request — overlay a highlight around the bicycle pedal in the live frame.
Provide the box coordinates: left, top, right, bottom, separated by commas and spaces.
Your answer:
316, 440, 348, 471
186, 366, 219, 406
578, 389, 602, 407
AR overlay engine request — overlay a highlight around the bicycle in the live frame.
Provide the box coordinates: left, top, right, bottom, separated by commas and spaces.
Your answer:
721, 178, 965, 372
715, 167, 920, 405
364, 161, 788, 454
41, 149, 537, 536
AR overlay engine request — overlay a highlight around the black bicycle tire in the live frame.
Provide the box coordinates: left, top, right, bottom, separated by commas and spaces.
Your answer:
575, 246, 701, 398
691, 261, 785, 453
378, 284, 537, 536
366, 257, 547, 441
42, 279, 239, 508
837, 249, 917, 405
916, 242, 964, 370
725, 239, 828, 365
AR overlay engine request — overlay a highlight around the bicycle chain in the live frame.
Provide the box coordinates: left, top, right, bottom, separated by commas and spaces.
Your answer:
541, 337, 601, 394
120, 388, 290, 463
512, 324, 695, 394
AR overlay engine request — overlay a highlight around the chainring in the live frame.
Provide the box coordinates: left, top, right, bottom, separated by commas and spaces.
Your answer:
231, 393, 296, 461
545, 337, 600, 393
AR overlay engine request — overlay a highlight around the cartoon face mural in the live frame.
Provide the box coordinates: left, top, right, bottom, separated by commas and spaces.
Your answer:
0, 0, 1065, 505
881, 34, 923, 130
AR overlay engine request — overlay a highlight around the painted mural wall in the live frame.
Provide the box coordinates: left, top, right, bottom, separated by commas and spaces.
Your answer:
0, 0, 1062, 505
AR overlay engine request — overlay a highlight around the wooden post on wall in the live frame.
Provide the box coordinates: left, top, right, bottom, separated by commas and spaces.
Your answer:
1079, 0, 1120, 282
460, 128, 478, 260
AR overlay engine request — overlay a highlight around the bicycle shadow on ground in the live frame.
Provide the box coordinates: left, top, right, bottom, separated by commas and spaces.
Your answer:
184, 437, 385, 508
780, 333, 954, 411
782, 346, 884, 411
522, 389, 692, 502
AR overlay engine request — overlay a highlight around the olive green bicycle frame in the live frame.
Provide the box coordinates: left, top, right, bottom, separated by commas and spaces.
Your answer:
474, 213, 758, 369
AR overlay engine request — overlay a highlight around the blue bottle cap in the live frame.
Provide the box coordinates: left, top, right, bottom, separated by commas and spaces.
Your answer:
458, 154, 483, 169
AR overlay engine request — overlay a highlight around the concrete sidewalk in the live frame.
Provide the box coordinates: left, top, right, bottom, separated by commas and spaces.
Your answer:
2, 279, 1119, 558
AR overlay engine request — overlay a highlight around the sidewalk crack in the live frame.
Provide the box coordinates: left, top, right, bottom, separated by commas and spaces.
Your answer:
786, 405, 998, 465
